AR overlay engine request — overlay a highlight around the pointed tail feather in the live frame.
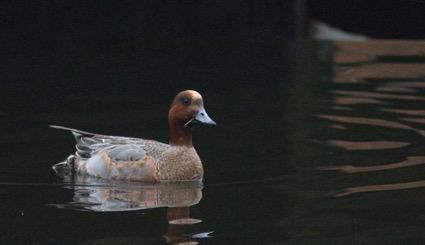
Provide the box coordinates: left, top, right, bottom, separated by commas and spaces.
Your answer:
49, 125, 99, 137
50, 125, 102, 158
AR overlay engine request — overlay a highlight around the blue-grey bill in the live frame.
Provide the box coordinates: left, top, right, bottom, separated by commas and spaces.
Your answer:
195, 107, 216, 125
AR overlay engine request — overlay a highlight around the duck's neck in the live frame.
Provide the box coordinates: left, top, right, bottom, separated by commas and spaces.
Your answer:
169, 119, 193, 147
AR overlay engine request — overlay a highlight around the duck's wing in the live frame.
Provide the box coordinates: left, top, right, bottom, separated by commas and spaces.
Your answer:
49, 125, 169, 159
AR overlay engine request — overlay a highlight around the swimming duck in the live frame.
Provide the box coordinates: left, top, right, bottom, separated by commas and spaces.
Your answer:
51, 90, 216, 182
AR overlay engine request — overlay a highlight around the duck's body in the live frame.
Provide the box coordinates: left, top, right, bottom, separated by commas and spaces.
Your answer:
52, 90, 215, 182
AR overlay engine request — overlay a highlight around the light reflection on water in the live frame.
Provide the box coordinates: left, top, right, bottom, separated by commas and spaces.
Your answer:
332, 180, 425, 197
317, 42, 425, 198
319, 156, 425, 174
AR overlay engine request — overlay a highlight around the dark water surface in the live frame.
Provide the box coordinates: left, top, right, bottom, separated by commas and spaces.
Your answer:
2, 40, 425, 244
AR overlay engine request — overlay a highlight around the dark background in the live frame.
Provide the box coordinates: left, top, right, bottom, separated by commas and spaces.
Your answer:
309, 0, 425, 39
2, 0, 304, 116
3, 0, 425, 114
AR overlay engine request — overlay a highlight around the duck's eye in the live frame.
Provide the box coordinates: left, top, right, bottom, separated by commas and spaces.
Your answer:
180, 97, 191, 105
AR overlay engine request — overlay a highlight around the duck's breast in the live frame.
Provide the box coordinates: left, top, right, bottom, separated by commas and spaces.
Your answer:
156, 146, 204, 182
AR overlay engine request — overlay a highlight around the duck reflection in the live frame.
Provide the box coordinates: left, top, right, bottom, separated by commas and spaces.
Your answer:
54, 175, 203, 211
51, 175, 209, 244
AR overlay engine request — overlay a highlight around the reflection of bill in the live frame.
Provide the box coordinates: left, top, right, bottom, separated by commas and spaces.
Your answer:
51, 175, 202, 211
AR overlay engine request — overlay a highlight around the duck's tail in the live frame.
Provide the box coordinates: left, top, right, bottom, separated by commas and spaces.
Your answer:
50, 125, 103, 159
49, 125, 98, 137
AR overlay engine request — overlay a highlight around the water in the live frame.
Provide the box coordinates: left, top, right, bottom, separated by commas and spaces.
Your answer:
2, 39, 425, 244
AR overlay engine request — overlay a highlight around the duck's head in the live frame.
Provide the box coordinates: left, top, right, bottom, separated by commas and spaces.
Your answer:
168, 90, 216, 129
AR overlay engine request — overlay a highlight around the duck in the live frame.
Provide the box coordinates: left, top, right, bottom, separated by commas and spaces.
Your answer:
51, 90, 216, 182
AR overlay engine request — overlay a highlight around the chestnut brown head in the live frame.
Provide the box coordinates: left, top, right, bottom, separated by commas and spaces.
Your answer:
168, 90, 216, 128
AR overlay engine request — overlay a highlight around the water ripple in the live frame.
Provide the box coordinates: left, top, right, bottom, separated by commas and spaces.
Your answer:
332, 180, 425, 197
319, 156, 425, 173
317, 50, 425, 198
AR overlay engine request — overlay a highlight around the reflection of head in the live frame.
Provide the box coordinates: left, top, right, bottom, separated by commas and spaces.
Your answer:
164, 207, 201, 245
